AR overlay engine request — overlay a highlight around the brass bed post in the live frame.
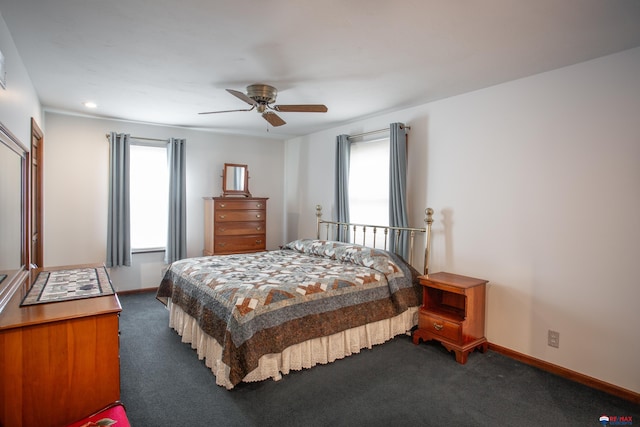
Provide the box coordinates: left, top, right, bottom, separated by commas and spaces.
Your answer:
424, 208, 434, 275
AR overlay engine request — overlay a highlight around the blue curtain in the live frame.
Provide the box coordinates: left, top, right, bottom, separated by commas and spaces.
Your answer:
389, 123, 409, 259
165, 138, 187, 264
334, 134, 351, 242
106, 132, 131, 267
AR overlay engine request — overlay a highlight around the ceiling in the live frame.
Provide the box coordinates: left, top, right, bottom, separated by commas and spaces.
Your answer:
1, 1, 640, 139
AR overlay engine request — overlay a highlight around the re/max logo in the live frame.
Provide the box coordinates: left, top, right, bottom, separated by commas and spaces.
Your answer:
600, 415, 633, 426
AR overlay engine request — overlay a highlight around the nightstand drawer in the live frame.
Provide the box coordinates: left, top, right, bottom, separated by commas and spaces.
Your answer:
419, 312, 461, 342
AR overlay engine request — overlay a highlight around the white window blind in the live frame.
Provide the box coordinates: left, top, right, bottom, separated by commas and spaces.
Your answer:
348, 138, 389, 244
129, 144, 168, 251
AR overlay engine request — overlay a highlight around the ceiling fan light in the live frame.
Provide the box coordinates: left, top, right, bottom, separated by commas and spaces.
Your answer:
247, 84, 277, 104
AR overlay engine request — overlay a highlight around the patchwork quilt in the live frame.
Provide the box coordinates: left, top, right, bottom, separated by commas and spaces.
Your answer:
156, 239, 421, 387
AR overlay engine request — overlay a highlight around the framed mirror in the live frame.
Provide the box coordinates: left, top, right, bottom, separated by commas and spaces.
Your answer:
222, 163, 251, 197
0, 122, 29, 312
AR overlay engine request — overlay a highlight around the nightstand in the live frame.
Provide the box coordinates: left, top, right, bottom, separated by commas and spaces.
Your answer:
412, 272, 488, 364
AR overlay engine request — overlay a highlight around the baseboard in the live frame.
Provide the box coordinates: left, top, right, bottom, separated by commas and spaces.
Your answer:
116, 287, 158, 296
489, 343, 640, 405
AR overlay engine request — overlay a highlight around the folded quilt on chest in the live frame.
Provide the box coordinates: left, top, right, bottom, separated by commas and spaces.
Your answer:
156, 239, 421, 386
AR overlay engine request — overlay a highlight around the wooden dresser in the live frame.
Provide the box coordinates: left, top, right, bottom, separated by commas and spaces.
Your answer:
204, 197, 268, 255
0, 263, 121, 427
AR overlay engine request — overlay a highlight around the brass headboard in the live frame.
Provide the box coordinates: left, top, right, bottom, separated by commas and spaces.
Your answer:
315, 205, 434, 275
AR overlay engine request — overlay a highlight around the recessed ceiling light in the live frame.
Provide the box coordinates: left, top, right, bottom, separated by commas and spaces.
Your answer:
83, 101, 97, 109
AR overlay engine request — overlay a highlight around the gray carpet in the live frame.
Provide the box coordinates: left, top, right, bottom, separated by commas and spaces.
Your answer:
119, 292, 639, 426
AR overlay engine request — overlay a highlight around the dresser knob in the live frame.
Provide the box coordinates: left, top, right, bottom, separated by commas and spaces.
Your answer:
220, 203, 226, 208
255, 239, 263, 244
219, 227, 227, 232
433, 323, 444, 331
256, 203, 263, 208
256, 214, 261, 218
219, 215, 226, 219
256, 226, 262, 231
218, 242, 226, 247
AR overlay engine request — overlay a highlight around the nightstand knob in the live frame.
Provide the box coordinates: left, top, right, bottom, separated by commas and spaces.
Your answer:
433, 322, 444, 331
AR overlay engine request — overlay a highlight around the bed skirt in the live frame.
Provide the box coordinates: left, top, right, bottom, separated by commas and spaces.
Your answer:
166, 299, 419, 390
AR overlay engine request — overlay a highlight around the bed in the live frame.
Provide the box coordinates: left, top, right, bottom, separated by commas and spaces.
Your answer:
156, 206, 434, 389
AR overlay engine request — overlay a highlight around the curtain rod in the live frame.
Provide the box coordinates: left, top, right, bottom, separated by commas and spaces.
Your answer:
346, 125, 410, 140
104, 133, 167, 142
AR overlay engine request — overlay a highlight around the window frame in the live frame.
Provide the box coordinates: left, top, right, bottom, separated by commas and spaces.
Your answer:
347, 136, 390, 246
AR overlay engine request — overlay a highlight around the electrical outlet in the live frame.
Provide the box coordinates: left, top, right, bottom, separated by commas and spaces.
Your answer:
548, 330, 560, 348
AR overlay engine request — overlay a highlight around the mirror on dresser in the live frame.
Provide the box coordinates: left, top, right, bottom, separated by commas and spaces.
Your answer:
0, 122, 29, 312
222, 163, 251, 197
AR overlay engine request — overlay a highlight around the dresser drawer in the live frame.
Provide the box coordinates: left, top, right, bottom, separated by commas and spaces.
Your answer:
215, 235, 266, 253
215, 221, 265, 236
216, 210, 265, 222
215, 199, 266, 210
418, 311, 461, 342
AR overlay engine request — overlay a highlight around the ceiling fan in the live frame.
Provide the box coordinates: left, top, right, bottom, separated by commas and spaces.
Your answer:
199, 84, 328, 127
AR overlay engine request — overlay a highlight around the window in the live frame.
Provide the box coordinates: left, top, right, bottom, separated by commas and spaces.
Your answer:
129, 144, 168, 251
348, 137, 389, 244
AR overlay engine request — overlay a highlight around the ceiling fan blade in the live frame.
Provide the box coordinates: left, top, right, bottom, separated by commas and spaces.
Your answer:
273, 104, 328, 113
262, 111, 286, 127
227, 89, 257, 106
198, 107, 255, 115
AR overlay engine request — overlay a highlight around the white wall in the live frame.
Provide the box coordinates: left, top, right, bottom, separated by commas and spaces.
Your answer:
0, 11, 42, 143
43, 112, 285, 291
284, 47, 640, 394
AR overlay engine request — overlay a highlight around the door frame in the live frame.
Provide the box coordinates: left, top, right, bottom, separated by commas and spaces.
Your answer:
30, 118, 44, 268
